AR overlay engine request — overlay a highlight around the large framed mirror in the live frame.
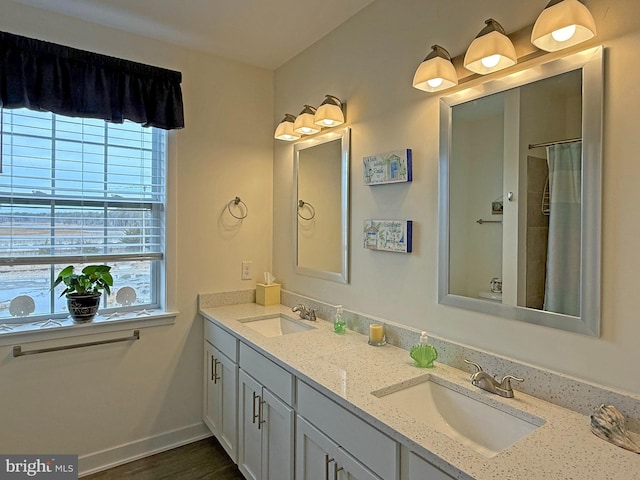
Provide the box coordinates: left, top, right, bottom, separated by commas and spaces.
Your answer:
294, 127, 350, 283
438, 46, 603, 336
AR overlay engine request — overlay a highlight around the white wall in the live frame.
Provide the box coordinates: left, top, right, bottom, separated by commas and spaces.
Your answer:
273, 0, 640, 394
0, 0, 273, 471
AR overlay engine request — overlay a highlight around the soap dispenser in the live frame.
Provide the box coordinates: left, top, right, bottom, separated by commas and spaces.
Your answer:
410, 332, 438, 368
333, 305, 346, 334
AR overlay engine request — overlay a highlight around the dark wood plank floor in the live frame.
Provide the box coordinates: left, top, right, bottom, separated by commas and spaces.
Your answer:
84, 437, 245, 480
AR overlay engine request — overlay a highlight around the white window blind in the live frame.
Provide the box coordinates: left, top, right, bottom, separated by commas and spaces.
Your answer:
0, 108, 166, 320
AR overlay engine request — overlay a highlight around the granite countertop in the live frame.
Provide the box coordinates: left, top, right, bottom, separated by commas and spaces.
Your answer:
200, 303, 640, 480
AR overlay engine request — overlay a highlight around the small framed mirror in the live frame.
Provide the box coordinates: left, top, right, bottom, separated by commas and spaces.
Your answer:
294, 128, 350, 283
438, 47, 603, 336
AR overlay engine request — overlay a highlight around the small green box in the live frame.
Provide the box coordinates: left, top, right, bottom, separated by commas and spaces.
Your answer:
256, 283, 281, 306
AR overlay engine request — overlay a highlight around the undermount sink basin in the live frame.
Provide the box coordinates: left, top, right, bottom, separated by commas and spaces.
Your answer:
238, 314, 316, 337
373, 376, 542, 457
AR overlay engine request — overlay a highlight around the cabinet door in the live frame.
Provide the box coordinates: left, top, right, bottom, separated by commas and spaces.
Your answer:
296, 416, 339, 480
204, 342, 238, 462
261, 389, 294, 480
337, 447, 383, 480
239, 370, 263, 480
203, 342, 220, 433
217, 348, 238, 462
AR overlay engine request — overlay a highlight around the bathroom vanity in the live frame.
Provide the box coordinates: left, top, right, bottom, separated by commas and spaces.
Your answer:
200, 302, 640, 480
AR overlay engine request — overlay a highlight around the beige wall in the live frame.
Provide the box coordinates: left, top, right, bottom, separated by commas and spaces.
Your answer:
0, 0, 273, 471
273, 0, 640, 394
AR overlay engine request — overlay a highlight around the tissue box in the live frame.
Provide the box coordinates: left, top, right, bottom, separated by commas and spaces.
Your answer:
256, 283, 281, 306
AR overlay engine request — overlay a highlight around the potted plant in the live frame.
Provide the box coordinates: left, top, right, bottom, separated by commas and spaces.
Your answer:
53, 265, 113, 323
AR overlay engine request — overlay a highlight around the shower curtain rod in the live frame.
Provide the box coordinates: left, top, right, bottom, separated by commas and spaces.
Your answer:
528, 137, 582, 149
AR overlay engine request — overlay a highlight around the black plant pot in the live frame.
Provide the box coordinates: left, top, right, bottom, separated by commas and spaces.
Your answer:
67, 293, 101, 323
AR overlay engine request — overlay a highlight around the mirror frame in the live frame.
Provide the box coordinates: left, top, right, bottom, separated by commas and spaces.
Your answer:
438, 46, 603, 336
293, 127, 350, 283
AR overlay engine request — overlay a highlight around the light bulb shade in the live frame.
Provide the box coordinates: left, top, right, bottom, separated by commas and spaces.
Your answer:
531, 0, 596, 52
293, 105, 320, 135
314, 95, 345, 127
274, 114, 301, 141
464, 19, 517, 75
413, 45, 458, 92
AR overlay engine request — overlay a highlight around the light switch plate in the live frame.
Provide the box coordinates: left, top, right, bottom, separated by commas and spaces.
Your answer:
241, 261, 253, 280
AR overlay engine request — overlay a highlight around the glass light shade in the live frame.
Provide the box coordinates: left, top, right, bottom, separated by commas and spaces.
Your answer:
274, 114, 301, 141
293, 105, 320, 135
464, 19, 517, 75
413, 45, 458, 92
531, 0, 596, 52
314, 95, 344, 127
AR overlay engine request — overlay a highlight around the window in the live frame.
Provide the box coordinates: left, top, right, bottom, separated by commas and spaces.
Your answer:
0, 108, 166, 323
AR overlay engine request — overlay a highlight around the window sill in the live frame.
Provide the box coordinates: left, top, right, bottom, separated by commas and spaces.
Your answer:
0, 310, 177, 347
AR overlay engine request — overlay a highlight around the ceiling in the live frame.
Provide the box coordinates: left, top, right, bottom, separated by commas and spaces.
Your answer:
8, 0, 374, 70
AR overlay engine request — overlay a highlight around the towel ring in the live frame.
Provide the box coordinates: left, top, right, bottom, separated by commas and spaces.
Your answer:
297, 200, 316, 220
227, 196, 248, 220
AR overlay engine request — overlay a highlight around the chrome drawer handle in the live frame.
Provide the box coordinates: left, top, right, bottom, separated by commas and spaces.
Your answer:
212, 357, 221, 384
324, 455, 334, 480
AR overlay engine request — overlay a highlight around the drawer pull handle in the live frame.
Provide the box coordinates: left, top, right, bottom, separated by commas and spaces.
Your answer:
258, 396, 266, 430
334, 463, 344, 477
212, 357, 221, 384
324, 455, 335, 480
252, 391, 263, 428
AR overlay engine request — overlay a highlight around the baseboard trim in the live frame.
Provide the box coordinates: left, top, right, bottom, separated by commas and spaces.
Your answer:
79, 422, 212, 477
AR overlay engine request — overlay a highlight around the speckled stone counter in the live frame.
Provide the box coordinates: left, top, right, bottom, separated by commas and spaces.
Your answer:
200, 302, 640, 480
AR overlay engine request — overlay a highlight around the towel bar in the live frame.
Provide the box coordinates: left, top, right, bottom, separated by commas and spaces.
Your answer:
13, 330, 140, 358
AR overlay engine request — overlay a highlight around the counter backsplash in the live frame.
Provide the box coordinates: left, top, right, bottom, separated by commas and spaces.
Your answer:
199, 288, 640, 432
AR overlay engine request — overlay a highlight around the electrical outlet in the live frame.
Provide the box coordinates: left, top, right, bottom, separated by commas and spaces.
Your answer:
241, 261, 253, 280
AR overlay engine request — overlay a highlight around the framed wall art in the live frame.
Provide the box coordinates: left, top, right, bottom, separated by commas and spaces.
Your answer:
363, 219, 413, 253
363, 149, 412, 185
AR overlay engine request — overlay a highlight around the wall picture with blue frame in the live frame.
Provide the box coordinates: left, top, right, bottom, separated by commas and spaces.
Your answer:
363, 149, 412, 185
363, 220, 413, 253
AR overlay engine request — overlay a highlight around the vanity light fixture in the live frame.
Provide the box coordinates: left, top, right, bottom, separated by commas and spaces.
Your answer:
314, 95, 345, 127
275, 95, 346, 141
274, 114, 301, 141
412, 45, 458, 92
293, 105, 321, 135
464, 18, 517, 75
531, 0, 597, 52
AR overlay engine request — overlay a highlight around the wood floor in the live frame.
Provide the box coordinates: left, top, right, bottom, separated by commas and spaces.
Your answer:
84, 437, 245, 480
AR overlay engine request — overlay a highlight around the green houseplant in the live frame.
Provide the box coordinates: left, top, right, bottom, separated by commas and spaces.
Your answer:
53, 265, 113, 323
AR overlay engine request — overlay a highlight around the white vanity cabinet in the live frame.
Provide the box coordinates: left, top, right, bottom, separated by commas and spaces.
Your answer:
202, 313, 456, 480
297, 380, 398, 480
203, 320, 238, 462
297, 416, 383, 480
237, 343, 295, 480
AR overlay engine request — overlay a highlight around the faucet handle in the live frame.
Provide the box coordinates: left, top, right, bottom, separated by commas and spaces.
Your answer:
463, 359, 483, 375
499, 374, 524, 391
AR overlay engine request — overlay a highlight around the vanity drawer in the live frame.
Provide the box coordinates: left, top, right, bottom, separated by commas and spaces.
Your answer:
204, 319, 237, 362
408, 452, 454, 480
297, 380, 398, 480
239, 342, 293, 405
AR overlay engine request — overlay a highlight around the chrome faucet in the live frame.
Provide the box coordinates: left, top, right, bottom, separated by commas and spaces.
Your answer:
292, 304, 316, 321
463, 359, 523, 398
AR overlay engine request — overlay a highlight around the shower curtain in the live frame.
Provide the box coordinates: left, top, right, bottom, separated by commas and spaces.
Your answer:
543, 142, 581, 316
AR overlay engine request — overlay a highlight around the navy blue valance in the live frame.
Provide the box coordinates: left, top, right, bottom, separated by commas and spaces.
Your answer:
0, 31, 184, 130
